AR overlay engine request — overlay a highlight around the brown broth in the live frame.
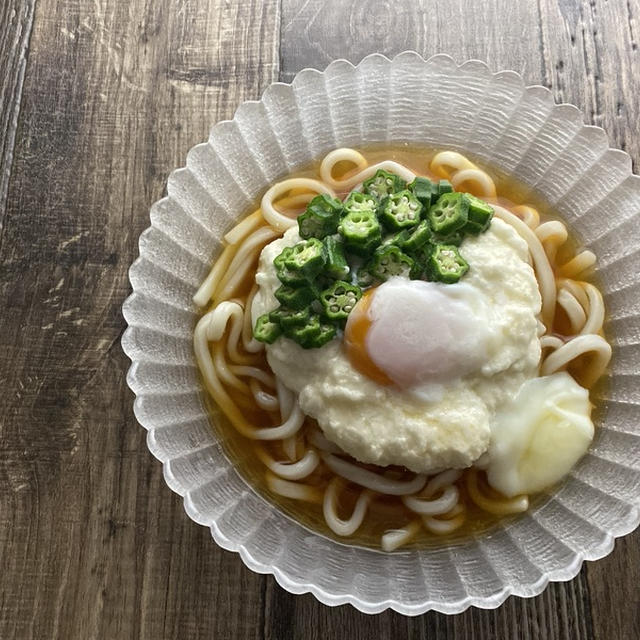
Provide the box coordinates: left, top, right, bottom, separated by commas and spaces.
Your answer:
203, 146, 606, 550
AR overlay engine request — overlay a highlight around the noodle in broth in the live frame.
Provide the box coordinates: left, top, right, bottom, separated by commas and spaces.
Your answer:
193, 147, 611, 551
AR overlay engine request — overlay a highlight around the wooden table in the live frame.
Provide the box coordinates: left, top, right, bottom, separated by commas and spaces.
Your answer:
2, 1, 639, 638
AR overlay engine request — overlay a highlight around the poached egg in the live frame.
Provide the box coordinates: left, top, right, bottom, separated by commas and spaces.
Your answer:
344, 278, 496, 400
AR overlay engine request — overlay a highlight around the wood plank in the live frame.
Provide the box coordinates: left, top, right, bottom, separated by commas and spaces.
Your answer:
279, 0, 543, 83
263, 569, 595, 640
0, 0, 37, 224
0, 0, 280, 638
537, 0, 640, 167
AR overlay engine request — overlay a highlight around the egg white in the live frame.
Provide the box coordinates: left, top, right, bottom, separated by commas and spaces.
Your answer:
358, 277, 497, 402
252, 218, 542, 474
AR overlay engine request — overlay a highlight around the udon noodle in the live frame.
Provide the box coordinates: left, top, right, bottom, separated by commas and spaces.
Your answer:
193, 148, 611, 551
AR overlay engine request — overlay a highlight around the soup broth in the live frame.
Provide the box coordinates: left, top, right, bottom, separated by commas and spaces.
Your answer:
198, 146, 607, 550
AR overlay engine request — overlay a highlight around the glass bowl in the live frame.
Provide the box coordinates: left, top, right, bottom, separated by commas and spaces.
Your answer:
121, 52, 640, 615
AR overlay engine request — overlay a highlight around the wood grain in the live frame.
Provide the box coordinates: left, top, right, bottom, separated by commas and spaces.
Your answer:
0, 0, 278, 638
1, 0, 639, 638
0, 0, 36, 223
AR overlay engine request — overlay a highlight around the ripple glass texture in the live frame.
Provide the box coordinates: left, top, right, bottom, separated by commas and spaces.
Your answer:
122, 53, 640, 615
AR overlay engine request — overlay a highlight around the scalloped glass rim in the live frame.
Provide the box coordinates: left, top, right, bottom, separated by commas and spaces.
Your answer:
122, 52, 640, 616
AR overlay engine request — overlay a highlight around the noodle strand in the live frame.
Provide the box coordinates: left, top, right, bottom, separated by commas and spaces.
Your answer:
430, 151, 478, 179
261, 178, 336, 232
214, 227, 279, 304
224, 209, 265, 245
381, 520, 422, 552
323, 478, 373, 536
322, 453, 427, 495
266, 472, 323, 503
540, 334, 611, 387
492, 204, 557, 329
451, 168, 497, 198
319, 149, 416, 191
423, 503, 466, 535
319, 148, 369, 188
193, 243, 237, 307
257, 447, 320, 480
466, 469, 529, 515
512, 205, 541, 229
559, 250, 597, 278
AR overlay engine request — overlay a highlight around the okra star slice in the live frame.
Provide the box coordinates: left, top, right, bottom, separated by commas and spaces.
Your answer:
402, 219, 432, 252
362, 169, 407, 200
297, 193, 344, 239
274, 283, 318, 310
284, 238, 326, 279
307, 322, 338, 349
343, 191, 379, 215
437, 180, 454, 196
322, 235, 350, 279
431, 230, 464, 247
428, 244, 469, 284
320, 280, 362, 320
381, 229, 411, 249
286, 314, 322, 347
268, 306, 310, 330
356, 264, 377, 288
379, 190, 423, 230
408, 176, 437, 206
253, 314, 282, 344
428, 192, 469, 235
273, 246, 308, 285
405, 242, 434, 280
338, 209, 382, 255
369, 245, 416, 281
463, 194, 494, 234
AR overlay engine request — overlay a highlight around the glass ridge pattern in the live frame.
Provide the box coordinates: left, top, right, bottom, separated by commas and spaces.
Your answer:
122, 52, 640, 615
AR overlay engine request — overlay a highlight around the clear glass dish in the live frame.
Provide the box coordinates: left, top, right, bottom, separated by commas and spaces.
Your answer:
121, 52, 640, 615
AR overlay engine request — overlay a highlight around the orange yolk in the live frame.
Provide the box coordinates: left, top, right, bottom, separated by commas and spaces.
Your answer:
343, 288, 394, 386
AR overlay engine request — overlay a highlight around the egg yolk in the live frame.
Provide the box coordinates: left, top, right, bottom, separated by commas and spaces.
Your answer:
344, 288, 394, 386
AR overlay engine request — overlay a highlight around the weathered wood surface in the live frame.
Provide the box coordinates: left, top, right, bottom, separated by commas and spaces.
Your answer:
1, 1, 638, 638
